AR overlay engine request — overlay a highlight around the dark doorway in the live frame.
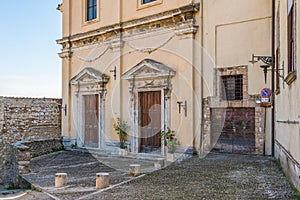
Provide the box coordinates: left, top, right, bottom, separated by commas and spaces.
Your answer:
211, 108, 256, 154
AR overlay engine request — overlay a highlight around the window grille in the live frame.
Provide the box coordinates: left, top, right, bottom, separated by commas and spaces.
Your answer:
221, 75, 243, 101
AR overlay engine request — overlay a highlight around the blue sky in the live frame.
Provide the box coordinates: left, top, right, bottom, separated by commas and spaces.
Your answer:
0, 0, 62, 98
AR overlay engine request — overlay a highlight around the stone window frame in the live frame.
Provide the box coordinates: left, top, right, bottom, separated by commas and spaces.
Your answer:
82, 0, 100, 25
287, 0, 295, 73
215, 66, 248, 105
137, 0, 163, 10
284, 0, 297, 85
202, 66, 265, 155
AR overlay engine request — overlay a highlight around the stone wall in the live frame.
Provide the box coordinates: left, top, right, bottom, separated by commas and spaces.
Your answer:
0, 97, 62, 187
201, 66, 265, 155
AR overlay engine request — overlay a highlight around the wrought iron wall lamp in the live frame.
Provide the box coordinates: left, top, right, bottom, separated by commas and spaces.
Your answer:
260, 65, 270, 84
249, 54, 272, 84
249, 54, 284, 84
177, 101, 187, 117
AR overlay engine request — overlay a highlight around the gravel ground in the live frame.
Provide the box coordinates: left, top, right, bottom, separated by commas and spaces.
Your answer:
18, 151, 296, 200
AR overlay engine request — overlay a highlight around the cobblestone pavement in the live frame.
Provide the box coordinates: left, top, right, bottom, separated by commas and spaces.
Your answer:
19, 151, 296, 200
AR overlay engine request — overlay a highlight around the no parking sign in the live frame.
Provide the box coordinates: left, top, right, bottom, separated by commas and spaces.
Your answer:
260, 88, 272, 107
260, 88, 272, 98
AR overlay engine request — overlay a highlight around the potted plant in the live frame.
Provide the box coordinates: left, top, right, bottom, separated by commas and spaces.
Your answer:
113, 118, 129, 155
160, 128, 179, 161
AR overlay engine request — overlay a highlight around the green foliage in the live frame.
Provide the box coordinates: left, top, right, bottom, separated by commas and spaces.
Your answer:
113, 118, 129, 149
160, 128, 178, 153
7, 183, 19, 190
71, 141, 77, 149
295, 189, 300, 200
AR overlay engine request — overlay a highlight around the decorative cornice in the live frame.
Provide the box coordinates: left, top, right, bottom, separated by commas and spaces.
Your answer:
57, 3, 200, 51
58, 50, 72, 60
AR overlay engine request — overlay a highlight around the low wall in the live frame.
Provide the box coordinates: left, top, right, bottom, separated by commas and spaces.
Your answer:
275, 141, 300, 191
8, 139, 63, 188
0, 97, 62, 187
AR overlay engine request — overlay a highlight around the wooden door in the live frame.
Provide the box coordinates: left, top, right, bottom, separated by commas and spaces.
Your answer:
211, 108, 256, 154
84, 95, 99, 148
139, 91, 161, 153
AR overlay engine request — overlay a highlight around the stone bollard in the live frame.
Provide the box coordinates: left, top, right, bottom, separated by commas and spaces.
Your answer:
96, 173, 110, 189
129, 164, 141, 177
154, 158, 165, 170
55, 173, 67, 188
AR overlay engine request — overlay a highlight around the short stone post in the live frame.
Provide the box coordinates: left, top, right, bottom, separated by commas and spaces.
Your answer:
129, 164, 141, 177
96, 173, 110, 189
55, 173, 67, 188
154, 158, 165, 170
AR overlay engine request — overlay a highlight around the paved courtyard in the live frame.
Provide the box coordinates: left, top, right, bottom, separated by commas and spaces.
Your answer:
13, 151, 297, 199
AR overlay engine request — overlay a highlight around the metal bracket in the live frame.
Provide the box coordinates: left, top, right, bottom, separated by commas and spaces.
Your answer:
110, 66, 117, 80
249, 54, 273, 66
59, 104, 67, 116
277, 61, 285, 79
177, 101, 187, 117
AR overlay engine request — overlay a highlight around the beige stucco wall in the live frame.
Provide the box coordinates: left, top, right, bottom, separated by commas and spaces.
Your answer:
275, 1, 300, 170
202, 0, 272, 97
201, 0, 272, 155
64, 31, 198, 149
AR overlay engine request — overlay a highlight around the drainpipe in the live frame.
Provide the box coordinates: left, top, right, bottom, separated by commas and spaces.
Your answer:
271, 0, 275, 157
200, 0, 204, 155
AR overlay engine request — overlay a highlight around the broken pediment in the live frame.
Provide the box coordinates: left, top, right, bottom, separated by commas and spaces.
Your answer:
70, 67, 109, 85
123, 59, 176, 80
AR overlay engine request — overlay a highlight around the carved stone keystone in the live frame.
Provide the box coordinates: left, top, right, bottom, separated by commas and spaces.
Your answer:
96, 173, 110, 189
129, 164, 141, 177
55, 173, 67, 188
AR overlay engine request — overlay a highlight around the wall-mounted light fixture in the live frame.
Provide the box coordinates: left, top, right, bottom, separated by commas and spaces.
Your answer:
177, 101, 187, 117
260, 65, 270, 84
110, 66, 117, 80
249, 54, 273, 84
250, 54, 285, 85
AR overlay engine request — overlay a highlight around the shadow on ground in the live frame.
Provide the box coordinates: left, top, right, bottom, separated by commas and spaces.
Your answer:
18, 151, 296, 200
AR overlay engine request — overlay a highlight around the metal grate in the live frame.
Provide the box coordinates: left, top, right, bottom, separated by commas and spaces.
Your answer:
221, 75, 243, 101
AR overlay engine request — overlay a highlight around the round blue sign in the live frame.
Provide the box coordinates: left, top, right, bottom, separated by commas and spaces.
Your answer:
260, 88, 272, 98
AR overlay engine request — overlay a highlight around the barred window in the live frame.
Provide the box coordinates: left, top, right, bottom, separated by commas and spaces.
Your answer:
221, 75, 243, 101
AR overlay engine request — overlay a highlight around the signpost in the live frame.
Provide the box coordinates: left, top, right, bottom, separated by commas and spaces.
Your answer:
260, 88, 272, 107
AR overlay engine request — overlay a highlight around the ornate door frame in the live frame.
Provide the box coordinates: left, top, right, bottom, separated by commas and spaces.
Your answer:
70, 68, 109, 149
123, 59, 176, 155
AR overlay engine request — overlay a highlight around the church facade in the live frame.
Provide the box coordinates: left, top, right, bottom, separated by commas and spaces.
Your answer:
57, 0, 273, 157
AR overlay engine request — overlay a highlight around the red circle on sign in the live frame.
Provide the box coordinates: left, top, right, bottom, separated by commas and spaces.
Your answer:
260, 88, 272, 98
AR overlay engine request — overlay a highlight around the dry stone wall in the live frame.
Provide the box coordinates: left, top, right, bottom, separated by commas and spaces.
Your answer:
0, 97, 62, 187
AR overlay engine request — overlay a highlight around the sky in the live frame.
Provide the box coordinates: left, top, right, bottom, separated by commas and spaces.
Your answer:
0, 0, 62, 98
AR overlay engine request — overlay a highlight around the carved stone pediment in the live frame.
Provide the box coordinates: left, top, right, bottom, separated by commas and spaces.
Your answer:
123, 59, 176, 81
70, 67, 109, 85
